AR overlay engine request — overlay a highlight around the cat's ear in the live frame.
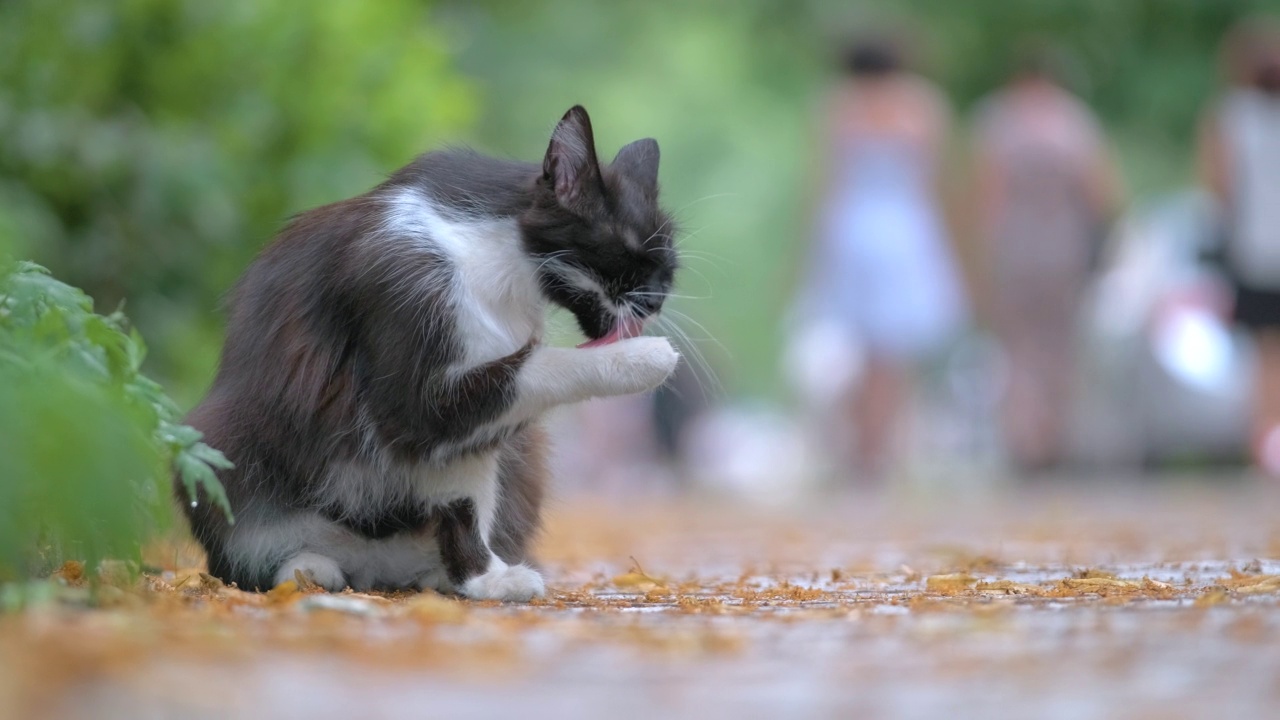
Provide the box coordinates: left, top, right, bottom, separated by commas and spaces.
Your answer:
542, 106, 603, 208
613, 138, 660, 195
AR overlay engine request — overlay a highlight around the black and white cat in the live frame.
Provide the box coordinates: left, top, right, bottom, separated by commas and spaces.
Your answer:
181, 106, 679, 601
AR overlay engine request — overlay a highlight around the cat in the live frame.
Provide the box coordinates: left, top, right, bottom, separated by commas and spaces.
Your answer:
180, 106, 680, 601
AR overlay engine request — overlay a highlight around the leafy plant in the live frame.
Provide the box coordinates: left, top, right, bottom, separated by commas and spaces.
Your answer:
0, 259, 231, 581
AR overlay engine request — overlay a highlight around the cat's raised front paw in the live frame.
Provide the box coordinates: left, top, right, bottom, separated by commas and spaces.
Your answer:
460, 562, 546, 602
604, 336, 679, 396
274, 552, 346, 592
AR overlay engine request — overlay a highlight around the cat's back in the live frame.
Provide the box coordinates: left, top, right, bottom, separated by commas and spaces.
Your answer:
384, 148, 537, 219
211, 147, 543, 401
242, 194, 383, 294
239, 147, 535, 296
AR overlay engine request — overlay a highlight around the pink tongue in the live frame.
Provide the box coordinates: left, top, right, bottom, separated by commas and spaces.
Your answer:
577, 316, 646, 348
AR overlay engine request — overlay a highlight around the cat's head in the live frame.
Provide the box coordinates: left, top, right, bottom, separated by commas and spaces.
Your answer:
521, 106, 677, 346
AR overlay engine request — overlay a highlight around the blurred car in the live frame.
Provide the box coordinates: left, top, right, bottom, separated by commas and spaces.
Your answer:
1073, 190, 1253, 467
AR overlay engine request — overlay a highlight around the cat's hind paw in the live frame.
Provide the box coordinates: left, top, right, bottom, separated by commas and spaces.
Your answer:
274, 552, 346, 592
415, 566, 454, 594
460, 562, 546, 602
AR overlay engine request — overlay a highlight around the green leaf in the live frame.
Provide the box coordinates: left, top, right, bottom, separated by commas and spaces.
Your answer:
0, 260, 235, 581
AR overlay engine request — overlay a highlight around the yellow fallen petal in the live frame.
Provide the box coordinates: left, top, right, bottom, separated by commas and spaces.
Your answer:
1195, 589, 1231, 607
612, 571, 665, 592
1062, 577, 1140, 590
1218, 572, 1280, 590
52, 560, 85, 583
199, 573, 226, 590
1235, 577, 1280, 595
975, 580, 1046, 596
925, 573, 979, 594
266, 579, 300, 604
293, 569, 322, 592
1141, 577, 1173, 591
404, 593, 467, 623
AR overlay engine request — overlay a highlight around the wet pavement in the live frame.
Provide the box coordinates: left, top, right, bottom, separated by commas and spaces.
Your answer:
3, 479, 1279, 719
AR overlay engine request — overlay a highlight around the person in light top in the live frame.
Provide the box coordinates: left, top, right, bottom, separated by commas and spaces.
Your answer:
1198, 17, 1280, 476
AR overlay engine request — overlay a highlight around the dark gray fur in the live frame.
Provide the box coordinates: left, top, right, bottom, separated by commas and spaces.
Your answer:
181, 106, 676, 591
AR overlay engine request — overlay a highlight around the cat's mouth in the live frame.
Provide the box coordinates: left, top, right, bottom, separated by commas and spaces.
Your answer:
577, 315, 646, 348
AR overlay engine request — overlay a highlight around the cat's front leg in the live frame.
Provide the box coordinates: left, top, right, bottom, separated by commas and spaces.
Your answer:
460, 560, 545, 602
504, 336, 679, 422
434, 497, 545, 602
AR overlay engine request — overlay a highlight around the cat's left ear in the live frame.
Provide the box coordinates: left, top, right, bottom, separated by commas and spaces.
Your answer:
543, 106, 604, 209
613, 139, 660, 196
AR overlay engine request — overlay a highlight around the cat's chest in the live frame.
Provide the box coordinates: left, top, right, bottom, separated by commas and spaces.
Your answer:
385, 188, 545, 365
446, 226, 544, 364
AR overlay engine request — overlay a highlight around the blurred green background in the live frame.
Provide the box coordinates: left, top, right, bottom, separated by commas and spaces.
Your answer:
3, 0, 1279, 406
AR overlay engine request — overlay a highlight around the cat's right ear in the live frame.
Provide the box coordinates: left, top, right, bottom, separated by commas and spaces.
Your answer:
542, 106, 603, 209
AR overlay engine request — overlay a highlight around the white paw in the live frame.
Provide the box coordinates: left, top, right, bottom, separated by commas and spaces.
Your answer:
274, 552, 346, 591
603, 336, 679, 396
459, 562, 546, 602
415, 566, 454, 594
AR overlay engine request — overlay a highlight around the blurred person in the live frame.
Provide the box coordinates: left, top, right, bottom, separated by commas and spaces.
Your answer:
1198, 18, 1280, 476
972, 44, 1124, 473
797, 34, 966, 481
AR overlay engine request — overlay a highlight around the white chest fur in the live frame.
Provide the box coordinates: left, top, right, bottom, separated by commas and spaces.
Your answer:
381, 187, 545, 367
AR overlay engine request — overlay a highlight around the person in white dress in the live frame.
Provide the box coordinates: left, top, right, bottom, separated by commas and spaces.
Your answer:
799, 35, 967, 480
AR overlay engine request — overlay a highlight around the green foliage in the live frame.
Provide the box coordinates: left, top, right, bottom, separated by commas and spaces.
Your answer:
0, 0, 475, 405
0, 259, 231, 581
3, 0, 1280, 405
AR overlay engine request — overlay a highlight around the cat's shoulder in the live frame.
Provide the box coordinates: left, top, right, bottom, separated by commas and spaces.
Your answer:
383, 147, 537, 219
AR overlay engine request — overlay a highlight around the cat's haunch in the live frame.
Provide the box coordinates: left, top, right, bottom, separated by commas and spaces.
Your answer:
180, 106, 680, 599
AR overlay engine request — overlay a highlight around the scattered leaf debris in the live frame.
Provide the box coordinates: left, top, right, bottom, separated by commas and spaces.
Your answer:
2, 492, 1278, 717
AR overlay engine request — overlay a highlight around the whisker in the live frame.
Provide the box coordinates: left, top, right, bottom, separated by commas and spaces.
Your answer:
627, 290, 711, 302
663, 309, 730, 355
670, 192, 738, 217
642, 192, 734, 248
533, 250, 574, 274
673, 249, 730, 265
671, 266, 716, 298
672, 226, 710, 248
675, 260, 727, 285
671, 325, 724, 400
652, 313, 725, 399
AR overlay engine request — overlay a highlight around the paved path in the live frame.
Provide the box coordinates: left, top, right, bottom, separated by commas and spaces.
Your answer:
3, 482, 1279, 719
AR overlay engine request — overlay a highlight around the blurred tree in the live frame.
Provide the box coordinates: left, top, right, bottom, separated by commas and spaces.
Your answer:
839, 0, 1280, 190
0, 0, 475, 404
3, 0, 1278, 403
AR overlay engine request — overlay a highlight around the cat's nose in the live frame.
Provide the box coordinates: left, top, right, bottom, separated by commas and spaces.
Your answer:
631, 294, 663, 316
